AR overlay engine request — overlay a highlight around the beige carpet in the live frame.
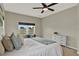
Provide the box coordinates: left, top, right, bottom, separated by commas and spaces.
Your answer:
61, 46, 78, 56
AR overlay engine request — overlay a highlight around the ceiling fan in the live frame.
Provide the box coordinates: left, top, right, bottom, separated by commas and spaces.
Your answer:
33, 3, 58, 13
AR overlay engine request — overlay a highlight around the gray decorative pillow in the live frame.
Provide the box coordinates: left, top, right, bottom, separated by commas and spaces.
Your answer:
17, 35, 23, 45
10, 33, 22, 50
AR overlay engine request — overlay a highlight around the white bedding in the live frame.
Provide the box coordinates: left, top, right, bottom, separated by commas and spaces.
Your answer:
32, 37, 56, 45
3, 38, 63, 56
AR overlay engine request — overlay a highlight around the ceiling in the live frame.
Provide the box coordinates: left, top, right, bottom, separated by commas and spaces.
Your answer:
3, 3, 78, 18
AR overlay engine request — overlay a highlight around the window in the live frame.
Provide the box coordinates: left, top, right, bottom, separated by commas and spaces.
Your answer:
18, 22, 35, 38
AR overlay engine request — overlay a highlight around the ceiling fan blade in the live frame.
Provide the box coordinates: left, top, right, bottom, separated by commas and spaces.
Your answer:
33, 7, 43, 9
41, 10, 44, 13
41, 3, 47, 7
48, 8, 54, 11
48, 3, 58, 7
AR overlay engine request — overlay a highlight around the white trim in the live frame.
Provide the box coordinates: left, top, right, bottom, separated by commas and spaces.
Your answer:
66, 45, 77, 50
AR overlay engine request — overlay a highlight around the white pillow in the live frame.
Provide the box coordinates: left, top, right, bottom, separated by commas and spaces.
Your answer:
0, 40, 5, 55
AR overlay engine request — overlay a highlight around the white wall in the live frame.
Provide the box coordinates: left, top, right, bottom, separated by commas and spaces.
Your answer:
5, 11, 42, 37
41, 6, 78, 49
77, 4, 79, 53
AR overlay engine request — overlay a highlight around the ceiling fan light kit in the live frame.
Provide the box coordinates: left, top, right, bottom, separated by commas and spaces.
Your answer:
43, 8, 48, 11
33, 3, 58, 13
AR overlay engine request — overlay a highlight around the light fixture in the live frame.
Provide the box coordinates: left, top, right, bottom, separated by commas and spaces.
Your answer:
43, 8, 48, 11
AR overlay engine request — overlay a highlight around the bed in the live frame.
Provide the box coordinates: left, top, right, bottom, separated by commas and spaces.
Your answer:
3, 38, 63, 56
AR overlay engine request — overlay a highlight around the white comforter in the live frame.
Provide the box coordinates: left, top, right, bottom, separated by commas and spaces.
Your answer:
4, 38, 63, 56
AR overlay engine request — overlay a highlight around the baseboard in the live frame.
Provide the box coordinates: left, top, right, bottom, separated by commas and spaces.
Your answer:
66, 45, 77, 50
66, 46, 79, 54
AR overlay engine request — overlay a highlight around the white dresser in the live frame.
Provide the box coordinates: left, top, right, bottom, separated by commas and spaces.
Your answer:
52, 35, 67, 46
